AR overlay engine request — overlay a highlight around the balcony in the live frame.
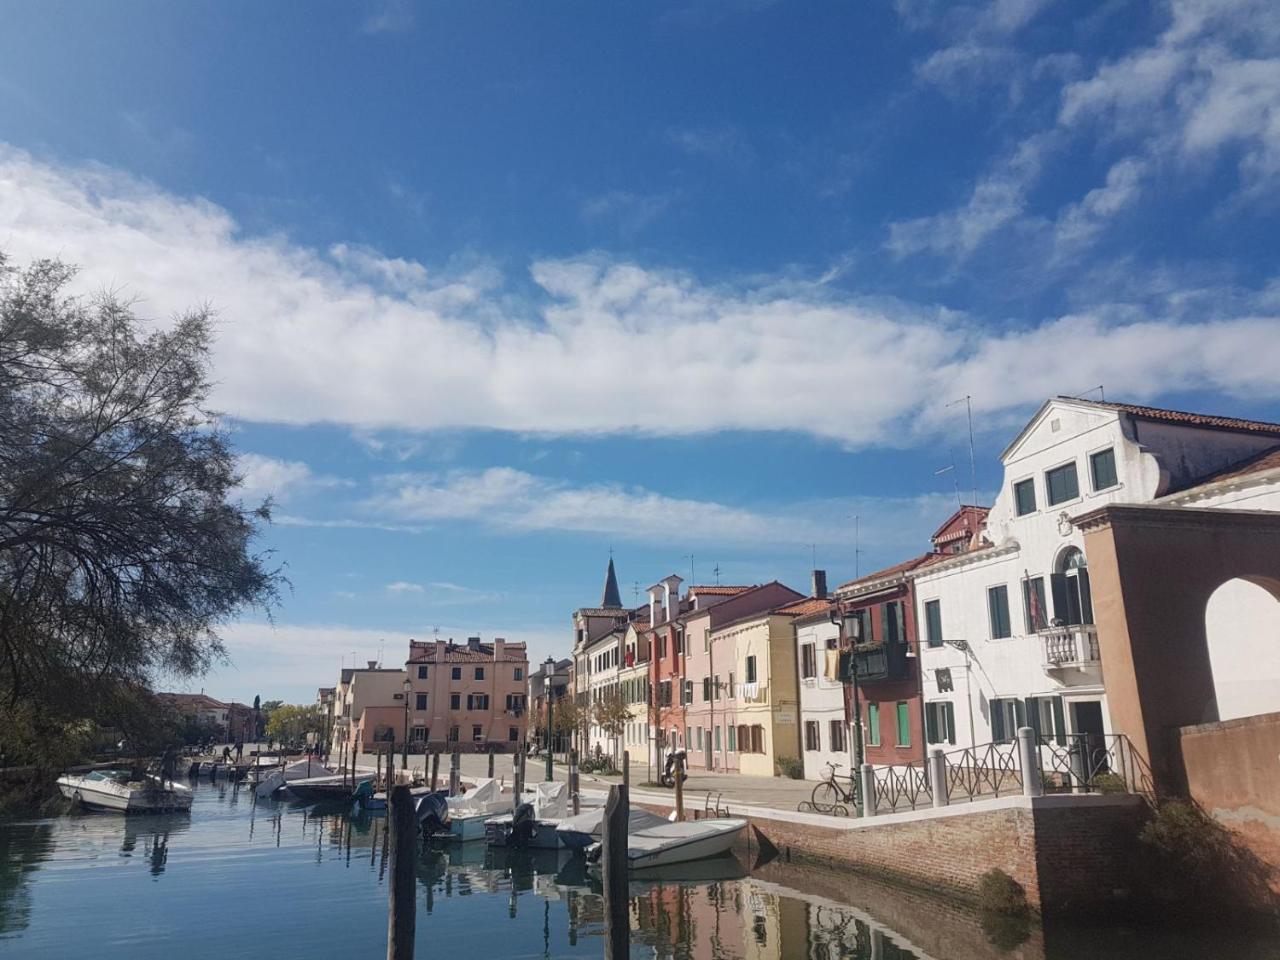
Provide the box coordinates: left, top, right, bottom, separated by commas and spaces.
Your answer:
851, 641, 908, 683
1040, 625, 1101, 672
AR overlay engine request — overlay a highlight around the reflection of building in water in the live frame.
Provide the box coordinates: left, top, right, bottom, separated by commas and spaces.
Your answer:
0, 822, 53, 936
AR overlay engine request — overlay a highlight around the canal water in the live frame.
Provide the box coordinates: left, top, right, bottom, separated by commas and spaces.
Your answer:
1, 780, 1276, 959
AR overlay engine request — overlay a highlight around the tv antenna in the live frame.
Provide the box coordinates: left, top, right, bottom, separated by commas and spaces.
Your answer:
712, 562, 721, 585
935, 464, 964, 512
683, 553, 695, 585
947, 395, 979, 509
845, 515, 862, 578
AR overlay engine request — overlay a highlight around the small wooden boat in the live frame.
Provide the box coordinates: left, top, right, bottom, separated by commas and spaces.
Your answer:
58, 770, 193, 813
588, 818, 747, 869
285, 771, 374, 804
253, 759, 336, 799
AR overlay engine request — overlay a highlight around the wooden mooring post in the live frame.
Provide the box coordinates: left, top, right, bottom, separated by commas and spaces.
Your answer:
601, 784, 630, 960
449, 748, 461, 795
430, 751, 440, 792
569, 749, 580, 815
512, 748, 523, 812
673, 752, 685, 821
487, 745, 495, 778
386, 784, 417, 960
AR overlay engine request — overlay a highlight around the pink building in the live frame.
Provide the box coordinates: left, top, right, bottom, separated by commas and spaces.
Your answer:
405, 636, 529, 752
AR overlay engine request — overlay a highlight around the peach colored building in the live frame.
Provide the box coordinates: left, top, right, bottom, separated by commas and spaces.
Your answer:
406, 636, 529, 752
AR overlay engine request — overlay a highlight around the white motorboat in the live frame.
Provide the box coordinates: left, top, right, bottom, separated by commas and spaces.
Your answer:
556, 805, 668, 850
485, 781, 570, 849
253, 758, 335, 799
589, 818, 747, 869
58, 769, 193, 813
285, 771, 375, 804
443, 778, 515, 842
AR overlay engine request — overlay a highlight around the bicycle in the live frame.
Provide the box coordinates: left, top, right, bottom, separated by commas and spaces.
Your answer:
798, 761, 858, 816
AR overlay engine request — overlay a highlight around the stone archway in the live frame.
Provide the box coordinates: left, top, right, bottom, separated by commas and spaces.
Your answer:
1204, 576, 1280, 722
1075, 504, 1280, 793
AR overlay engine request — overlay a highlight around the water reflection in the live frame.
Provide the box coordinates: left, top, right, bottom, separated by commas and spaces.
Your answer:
1, 781, 1278, 960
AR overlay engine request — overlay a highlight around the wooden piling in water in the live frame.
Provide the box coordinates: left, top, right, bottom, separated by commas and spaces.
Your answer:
449, 748, 460, 796
674, 752, 685, 821
569, 749, 580, 815
387, 784, 417, 960
601, 784, 630, 960
487, 745, 495, 778
430, 751, 440, 791
387, 747, 395, 790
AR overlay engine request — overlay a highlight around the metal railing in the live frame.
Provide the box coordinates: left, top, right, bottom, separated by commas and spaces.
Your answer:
1041, 624, 1100, 667
803, 730, 1151, 819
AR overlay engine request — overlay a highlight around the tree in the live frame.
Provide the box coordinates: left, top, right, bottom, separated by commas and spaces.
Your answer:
265, 704, 322, 746
552, 697, 586, 752
0, 253, 283, 772
591, 690, 632, 762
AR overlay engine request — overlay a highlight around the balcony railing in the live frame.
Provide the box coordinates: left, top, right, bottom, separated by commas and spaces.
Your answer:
1040, 624, 1100, 668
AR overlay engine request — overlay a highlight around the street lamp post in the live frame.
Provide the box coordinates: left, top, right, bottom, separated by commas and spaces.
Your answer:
402, 676, 411, 767
831, 606, 865, 813
544, 656, 555, 782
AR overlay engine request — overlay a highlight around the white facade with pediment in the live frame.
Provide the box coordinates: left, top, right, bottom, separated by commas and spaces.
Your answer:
914, 397, 1280, 753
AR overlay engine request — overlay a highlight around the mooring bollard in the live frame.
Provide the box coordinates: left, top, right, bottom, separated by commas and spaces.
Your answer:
929, 748, 949, 808
601, 784, 630, 960
430, 751, 440, 792
1017, 726, 1043, 797
569, 749, 580, 815
860, 763, 877, 817
387, 784, 417, 960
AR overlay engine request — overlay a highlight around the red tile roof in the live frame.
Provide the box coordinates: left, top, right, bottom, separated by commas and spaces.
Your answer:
1071, 398, 1280, 437
836, 553, 936, 593
774, 597, 834, 618
688, 585, 753, 595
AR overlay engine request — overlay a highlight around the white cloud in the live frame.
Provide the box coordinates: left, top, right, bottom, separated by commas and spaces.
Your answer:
1, 144, 1279, 452
236, 453, 316, 503
580, 190, 673, 235
1052, 156, 1148, 255
361, 0, 414, 34
904, 0, 1054, 94
385, 581, 424, 594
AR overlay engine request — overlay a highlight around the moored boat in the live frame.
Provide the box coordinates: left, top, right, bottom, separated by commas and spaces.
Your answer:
485, 781, 569, 849
556, 805, 667, 850
285, 771, 375, 804
586, 817, 747, 869
58, 770, 193, 813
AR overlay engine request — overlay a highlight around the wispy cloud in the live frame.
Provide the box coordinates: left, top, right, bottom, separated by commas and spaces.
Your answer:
580, 190, 674, 235
360, 0, 414, 34
385, 581, 424, 594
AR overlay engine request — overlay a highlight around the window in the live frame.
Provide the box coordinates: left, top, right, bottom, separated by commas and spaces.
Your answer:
989, 698, 1026, 743
508, 727, 518, 742
714, 726, 722, 751
411, 726, 427, 742
1052, 547, 1094, 625
675, 630, 684, 654
683, 680, 694, 705
466, 694, 489, 711
505, 694, 524, 712
850, 608, 873, 643
449, 693, 460, 710
713, 675, 721, 700
801, 643, 817, 679
804, 721, 820, 751
1045, 461, 1080, 505
924, 600, 943, 648
657, 635, 667, 658
752, 725, 764, 753
727, 725, 737, 752
987, 585, 1012, 639
1090, 447, 1118, 491
658, 680, 672, 707
474, 666, 485, 681
745, 655, 758, 684
867, 703, 881, 746
415, 693, 428, 711
451, 666, 462, 681
1022, 576, 1047, 633
702, 676, 712, 702
925, 702, 956, 745
1014, 478, 1036, 516
829, 720, 846, 753
448, 725, 459, 743
882, 602, 905, 645
896, 702, 911, 746
727, 672, 735, 699
514, 667, 523, 681
472, 725, 483, 742
696, 726, 704, 751
417, 665, 428, 680
1024, 695, 1067, 745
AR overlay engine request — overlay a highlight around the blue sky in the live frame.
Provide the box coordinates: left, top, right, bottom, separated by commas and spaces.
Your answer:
2, 0, 1279, 703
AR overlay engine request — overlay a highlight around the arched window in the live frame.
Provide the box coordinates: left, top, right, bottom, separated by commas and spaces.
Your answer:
1052, 547, 1093, 626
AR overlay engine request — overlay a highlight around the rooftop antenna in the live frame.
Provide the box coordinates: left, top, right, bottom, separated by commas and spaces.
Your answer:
947, 395, 979, 509
1071, 384, 1106, 401
683, 553, 695, 586
806, 543, 817, 570
633, 581, 640, 604
935, 464, 964, 513
712, 562, 721, 586
845, 515, 862, 578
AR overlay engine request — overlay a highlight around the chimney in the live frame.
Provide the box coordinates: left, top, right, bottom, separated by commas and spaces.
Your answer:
648, 585, 663, 628
366, 659, 378, 670
493, 638, 506, 661
437, 639, 448, 659
812, 570, 828, 600
467, 636, 481, 651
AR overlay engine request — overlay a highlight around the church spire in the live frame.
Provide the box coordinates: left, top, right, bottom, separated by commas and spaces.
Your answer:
601, 556, 622, 608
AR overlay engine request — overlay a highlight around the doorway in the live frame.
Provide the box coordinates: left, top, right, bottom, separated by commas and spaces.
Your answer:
1070, 699, 1107, 777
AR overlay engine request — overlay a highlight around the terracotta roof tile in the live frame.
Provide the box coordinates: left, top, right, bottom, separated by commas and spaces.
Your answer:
1072, 398, 1280, 437
774, 597, 834, 617
688, 585, 753, 595
835, 553, 936, 593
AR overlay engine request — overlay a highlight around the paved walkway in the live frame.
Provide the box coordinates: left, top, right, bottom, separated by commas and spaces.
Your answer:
350, 748, 822, 814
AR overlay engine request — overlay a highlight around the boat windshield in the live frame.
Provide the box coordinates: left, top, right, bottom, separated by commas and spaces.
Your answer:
84, 770, 132, 784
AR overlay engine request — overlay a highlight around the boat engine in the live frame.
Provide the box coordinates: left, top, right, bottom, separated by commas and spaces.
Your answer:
508, 801, 538, 848
660, 749, 689, 788
415, 790, 451, 837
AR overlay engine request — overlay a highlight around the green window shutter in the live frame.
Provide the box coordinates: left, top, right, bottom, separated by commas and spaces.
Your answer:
895, 602, 906, 644
991, 700, 1007, 743
944, 702, 956, 745
896, 702, 911, 747
868, 703, 881, 746
1050, 574, 1070, 624
925, 704, 938, 744
1013, 699, 1026, 731
1024, 697, 1042, 739
1077, 569, 1094, 625
1051, 697, 1067, 746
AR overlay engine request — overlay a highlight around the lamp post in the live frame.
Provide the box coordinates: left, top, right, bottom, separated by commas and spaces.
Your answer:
544, 656, 555, 781
831, 606, 864, 812
402, 676, 411, 767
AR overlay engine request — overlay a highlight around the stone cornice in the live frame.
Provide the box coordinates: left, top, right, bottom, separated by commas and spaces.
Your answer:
908, 540, 1020, 579
1073, 503, 1280, 534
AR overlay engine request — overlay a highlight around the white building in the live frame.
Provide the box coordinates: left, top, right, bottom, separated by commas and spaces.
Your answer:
794, 606, 843, 780
914, 397, 1280, 752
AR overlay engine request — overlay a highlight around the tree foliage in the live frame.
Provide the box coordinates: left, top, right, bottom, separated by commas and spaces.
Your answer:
264, 704, 322, 746
591, 690, 631, 741
0, 253, 282, 769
